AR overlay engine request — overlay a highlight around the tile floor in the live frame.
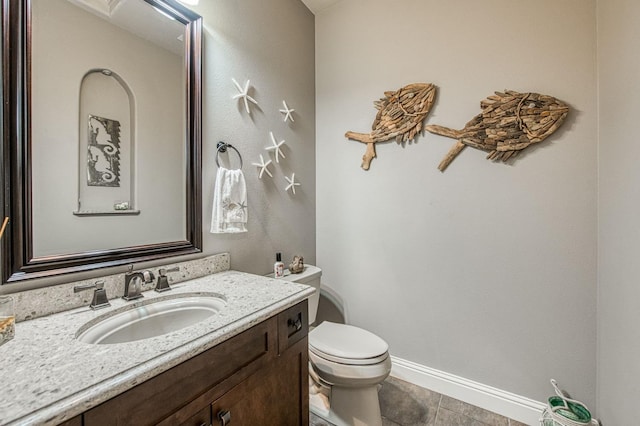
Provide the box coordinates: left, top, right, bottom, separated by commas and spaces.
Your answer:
309, 376, 531, 426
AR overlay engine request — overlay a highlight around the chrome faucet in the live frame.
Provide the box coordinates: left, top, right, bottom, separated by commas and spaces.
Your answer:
123, 267, 155, 301
74, 280, 111, 310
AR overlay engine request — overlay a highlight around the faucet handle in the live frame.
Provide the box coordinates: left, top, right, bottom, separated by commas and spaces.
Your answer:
155, 267, 179, 293
73, 280, 104, 293
159, 266, 180, 277
74, 281, 110, 310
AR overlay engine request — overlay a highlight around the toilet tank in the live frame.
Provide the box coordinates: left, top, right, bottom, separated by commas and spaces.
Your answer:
275, 264, 322, 325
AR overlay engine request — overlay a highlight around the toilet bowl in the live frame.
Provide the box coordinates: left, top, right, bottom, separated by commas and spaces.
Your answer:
276, 265, 391, 426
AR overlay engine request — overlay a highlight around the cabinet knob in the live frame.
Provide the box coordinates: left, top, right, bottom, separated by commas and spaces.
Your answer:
217, 410, 231, 426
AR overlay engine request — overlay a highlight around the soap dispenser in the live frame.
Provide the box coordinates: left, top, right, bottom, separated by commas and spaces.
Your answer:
274, 253, 284, 278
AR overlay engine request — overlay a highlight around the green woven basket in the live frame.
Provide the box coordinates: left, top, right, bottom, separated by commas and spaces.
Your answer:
548, 396, 592, 424
542, 379, 593, 426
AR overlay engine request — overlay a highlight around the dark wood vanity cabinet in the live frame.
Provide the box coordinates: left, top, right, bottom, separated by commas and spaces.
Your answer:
57, 417, 82, 426
82, 300, 309, 426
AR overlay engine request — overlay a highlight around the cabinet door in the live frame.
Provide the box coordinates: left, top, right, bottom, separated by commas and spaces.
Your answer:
211, 337, 309, 426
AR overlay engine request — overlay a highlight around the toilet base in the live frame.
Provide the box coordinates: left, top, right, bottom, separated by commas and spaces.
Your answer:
310, 380, 383, 426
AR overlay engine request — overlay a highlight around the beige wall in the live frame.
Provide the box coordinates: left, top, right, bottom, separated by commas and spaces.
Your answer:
192, 0, 316, 275
316, 0, 597, 407
597, 0, 640, 423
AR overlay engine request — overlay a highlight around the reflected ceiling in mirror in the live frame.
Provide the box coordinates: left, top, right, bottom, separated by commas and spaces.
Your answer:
1, 0, 202, 283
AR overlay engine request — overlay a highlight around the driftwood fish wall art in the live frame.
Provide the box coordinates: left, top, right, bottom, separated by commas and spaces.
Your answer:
345, 83, 437, 170
426, 90, 570, 171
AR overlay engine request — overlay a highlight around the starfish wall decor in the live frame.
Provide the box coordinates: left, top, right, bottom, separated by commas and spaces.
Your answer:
279, 100, 295, 123
284, 173, 300, 195
230, 85, 302, 193
232, 78, 258, 114
266, 131, 286, 163
251, 154, 273, 179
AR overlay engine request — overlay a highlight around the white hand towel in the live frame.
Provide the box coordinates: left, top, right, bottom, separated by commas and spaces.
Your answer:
210, 167, 248, 233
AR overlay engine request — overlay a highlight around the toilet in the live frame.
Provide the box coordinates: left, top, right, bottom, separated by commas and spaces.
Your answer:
278, 265, 391, 426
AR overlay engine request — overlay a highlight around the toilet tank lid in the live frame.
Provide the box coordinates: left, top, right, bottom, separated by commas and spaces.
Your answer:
278, 264, 322, 284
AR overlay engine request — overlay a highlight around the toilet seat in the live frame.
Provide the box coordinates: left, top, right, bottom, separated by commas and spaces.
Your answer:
309, 321, 389, 365
310, 346, 389, 366
309, 322, 388, 363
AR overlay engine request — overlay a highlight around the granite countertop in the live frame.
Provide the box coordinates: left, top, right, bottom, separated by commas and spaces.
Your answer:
0, 271, 314, 426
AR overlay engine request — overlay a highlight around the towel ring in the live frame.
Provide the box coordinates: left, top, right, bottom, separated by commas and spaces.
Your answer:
216, 141, 243, 169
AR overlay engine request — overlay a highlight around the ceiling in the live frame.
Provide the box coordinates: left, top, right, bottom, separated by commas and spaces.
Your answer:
301, 0, 342, 14
67, 0, 185, 55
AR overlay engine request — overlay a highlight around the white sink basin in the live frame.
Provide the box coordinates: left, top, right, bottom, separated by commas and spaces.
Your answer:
76, 293, 226, 345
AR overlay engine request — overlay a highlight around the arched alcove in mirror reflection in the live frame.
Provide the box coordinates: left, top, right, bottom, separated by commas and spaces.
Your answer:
76, 69, 138, 216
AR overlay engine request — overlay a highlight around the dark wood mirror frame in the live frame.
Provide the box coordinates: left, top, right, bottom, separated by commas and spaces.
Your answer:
1, 0, 202, 284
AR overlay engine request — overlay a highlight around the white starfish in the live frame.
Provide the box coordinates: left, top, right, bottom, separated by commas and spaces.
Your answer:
251, 154, 273, 179
284, 173, 300, 195
266, 131, 286, 163
279, 100, 295, 123
232, 78, 258, 114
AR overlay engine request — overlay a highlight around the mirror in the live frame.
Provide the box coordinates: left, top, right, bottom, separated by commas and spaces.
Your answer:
1, 0, 203, 284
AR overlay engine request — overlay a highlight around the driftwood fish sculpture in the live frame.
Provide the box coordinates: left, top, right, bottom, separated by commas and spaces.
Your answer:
426, 90, 570, 171
345, 83, 437, 170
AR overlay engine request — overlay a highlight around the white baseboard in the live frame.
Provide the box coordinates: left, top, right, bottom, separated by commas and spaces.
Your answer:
390, 356, 546, 426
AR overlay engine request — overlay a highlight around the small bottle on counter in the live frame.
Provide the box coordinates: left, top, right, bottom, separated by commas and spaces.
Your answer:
274, 252, 285, 278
